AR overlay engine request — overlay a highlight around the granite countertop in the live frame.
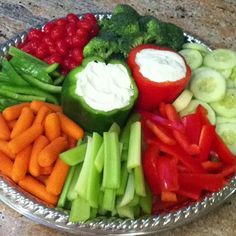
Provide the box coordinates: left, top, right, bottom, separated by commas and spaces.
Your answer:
0, 0, 236, 235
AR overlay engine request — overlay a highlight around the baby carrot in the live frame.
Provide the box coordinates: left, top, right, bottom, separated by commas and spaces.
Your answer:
0, 140, 15, 159
46, 159, 69, 196
44, 113, 61, 141
2, 103, 30, 121
7, 120, 17, 130
19, 175, 58, 205
68, 136, 77, 148
8, 124, 43, 154
57, 112, 84, 140
0, 151, 13, 178
37, 136, 68, 167
36, 175, 49, 185
33, 105, 51, 125
0, 113, 11, 140
40, 166, 53, 175
29, 135, 49, 177
11, 145, 32, 183
30, 101, 62, 113
10, 107, 34, 139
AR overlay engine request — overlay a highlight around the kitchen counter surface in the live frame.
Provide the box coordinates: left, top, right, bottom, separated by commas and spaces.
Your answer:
0, 0, 236, 235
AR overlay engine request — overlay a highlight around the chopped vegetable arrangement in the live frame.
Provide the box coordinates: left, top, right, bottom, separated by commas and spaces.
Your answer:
0, 4, 236, 223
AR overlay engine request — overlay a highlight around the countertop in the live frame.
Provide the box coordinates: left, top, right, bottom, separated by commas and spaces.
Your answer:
0, 0, 236, 235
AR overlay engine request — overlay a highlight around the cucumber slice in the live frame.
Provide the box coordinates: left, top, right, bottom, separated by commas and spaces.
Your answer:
172, 89, 193, 112
211, 89, 236, 118
192, 66, 210, 77
216, 123, 236, 154
179, 49, 203, 70
216, 117, 236, 125
231, 67, 236, 87
226, 79, 235, 89
182, 43, 210, 53
180, 99, 216, 124
204, 49, 236, 70
190, 68, 226, 102
217, 68, 232, 79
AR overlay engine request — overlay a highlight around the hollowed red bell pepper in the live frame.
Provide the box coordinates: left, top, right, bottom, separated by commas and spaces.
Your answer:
127, 44, 191, 110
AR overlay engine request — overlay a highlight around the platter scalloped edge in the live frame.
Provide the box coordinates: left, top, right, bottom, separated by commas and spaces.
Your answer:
0, 13, 236, 235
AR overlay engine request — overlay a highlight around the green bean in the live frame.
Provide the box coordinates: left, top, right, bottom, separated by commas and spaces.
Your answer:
53, 75, 65, 85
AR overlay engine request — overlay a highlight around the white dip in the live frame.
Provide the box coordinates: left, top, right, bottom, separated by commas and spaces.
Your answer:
75, 61, 134, 112
135, 49, 186, 82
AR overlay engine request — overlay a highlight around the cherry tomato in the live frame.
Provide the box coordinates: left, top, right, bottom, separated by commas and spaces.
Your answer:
56, 39, 68, 56
35, 43, 48, 59
66, 13, 79, 24
83, 13, 97, 24
27, 29, 43, 41
76, 28, 88, 39
71, 48, 84, 64
50, 26, 65, 40
79, 19, 93, 32
42, 36, 54, 46
55, 18, 68, 27
48, 45, 57, 54
66, 23, 77, 36
29, 40, 41, 53
43, 22, 55, 34
45, 53, 62, 64
90, 24, 99, 37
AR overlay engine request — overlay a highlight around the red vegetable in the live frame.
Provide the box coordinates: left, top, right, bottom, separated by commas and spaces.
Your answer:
128, 44, 191, 110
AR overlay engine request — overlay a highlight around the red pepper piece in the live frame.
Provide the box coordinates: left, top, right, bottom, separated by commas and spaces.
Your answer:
128, 44, 191, 110
196, 105, 211, 126
197, 125, 215, 162
165, 103, 181, 122
142, 145, 161, 195
179, 173, 225, 192
182, 113, 202, 144
173, 130, 200, 155
213, 133, 236, 165
145, 120, 176, 145
159, 102, 167, 118
220, 165, 236, 177
201, 161, 223, 172
155, 141, 205, 173
140, 111, 184, 132
161, 191, 177, 202
157, 156, 179, 192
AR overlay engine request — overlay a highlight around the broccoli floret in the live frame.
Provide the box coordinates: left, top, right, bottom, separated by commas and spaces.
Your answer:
118, 33, 144, 57
98, 17, 111, 30
143, 18, 167, 45
139, 15, 157, 31
109, 13, 140, 37
83, 37, 119, 60
165, 23, 185, 51
113, 4, 140, 18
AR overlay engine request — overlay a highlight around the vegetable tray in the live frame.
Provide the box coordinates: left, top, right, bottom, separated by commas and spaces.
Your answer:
0, 13, 236, 235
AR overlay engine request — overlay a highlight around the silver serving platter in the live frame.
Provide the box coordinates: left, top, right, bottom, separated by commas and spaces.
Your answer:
0, 13, 236, 235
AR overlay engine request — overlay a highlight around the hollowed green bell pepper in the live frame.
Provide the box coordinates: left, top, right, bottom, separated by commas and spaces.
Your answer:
61, 57, 138, 133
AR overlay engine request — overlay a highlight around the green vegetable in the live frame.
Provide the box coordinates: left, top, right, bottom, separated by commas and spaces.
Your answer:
116, 162, 129, 195
61, 57, 138, 133
60, 143, 87, 166
102, 188, 116, 211
113, 4, 140, 18
53, 75, 65, 86
179, 49, 203, 70
0, 97, 18, 111
134, 166, 146, 197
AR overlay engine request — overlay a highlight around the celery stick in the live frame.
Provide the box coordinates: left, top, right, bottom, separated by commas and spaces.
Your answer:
119, 172, 135, 207
109, 122, 121, 134
120, 113, 140, 161
94, 143, 104, 172
102, 132, 121, 189
140, 184, 152, 215
133, 205, 141, 218
67, 164, 82, 201
69, 197, 90, 222
117, 205, 134, 219
75, 137, 93, 199
60, 143, 87, 166
86, 133, 103, 208
134, 166, 146, 197
90, 207, 98, 218
102, 188, 116, 212
127, 122, 141, 170
116, 162, 128, 196
128, 193, 139, 207
64, 200, 72, 210
57, 166, 76, 208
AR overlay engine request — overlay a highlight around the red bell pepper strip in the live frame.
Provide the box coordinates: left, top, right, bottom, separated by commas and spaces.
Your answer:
161, 191, 177, 202
127, 44, 191, 110
182, 113, 202, 144
142, 145, 161, 195
220, 165, 236, 178
155, 141, 205, 173
201, 161, 223, 172
145, 120, 176, 145
213, 133, 236, 165
164, 103, 181, 123
178, 173, 225, 192
156, 156, 179, 191
140, 111, 184, 132
159, 102, 167, 118
196, 105, 211, 126
197, 125, 215, 162
172, 130, 200, 156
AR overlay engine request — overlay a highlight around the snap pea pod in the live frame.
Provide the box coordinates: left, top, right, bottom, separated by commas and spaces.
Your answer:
10, 57, 53, 84
1, 59, 28, 86
53, 75, 65, 86
0, 97, 19, 111
45, 63, 59, 73
18, 72, 62, 94
0, 72, 9, 80
0, 88, 45, 102
0, 83, 59, 104
9, 46, 47, 66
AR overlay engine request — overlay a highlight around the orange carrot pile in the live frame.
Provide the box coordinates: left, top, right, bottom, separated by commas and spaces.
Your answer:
0, 101, 84, 206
